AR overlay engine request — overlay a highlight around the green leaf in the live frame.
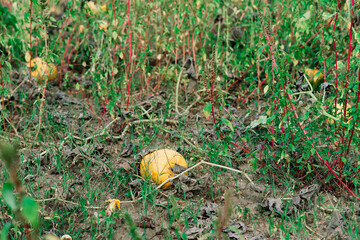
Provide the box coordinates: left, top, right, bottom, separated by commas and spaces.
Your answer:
322, 12, 335, 21
228, 225, 244, 238
290, 144, 295, 152
1, 222, 11, 240
303, 111, 310, 121
258, 45, 267, 55
203, 103, 212, 120
263, 85, 269, 94
337, 60, 345, 69
250, 116, 267, 129
22, 197, 39, 227
355, 33, 360, 44
220, 118, 234, 132
310, 148, 315, 156
2, 183, 16, 211
112, 31, 118, 39
299, 11, 311, 22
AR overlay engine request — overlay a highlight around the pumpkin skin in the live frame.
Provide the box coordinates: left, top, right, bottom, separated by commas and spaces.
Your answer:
28, 57, 57, 83
304, 68, 324, 90
140, 149, 187, 189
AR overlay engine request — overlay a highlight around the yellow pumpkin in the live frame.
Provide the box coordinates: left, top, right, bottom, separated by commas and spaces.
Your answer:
140, 149, 187, 189
304, 68, 324, 90
27, 57, 58, 83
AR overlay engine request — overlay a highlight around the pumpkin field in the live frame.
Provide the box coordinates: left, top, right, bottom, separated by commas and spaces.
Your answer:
1, 0, 360, 239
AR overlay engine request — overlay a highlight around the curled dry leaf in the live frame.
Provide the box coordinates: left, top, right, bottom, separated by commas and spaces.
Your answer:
135, 216, 155, 229
249, 183, 268, 194
174, 173, 210, 198
260, 198, 284, 215
106, 199, 121, 216
129, 179, 143, 188
171, 163, 188, 174
327, 211, 344, 235
118, 162, 133, 172
119, 137, 134, 157
185, 226, 204, 240
199, 202, 218, 218
250, 234, 266, 240
223, 221, 247, 239
183, 57, 197, 80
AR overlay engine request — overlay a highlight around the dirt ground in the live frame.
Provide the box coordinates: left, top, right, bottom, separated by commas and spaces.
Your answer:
1, 77, 359, 239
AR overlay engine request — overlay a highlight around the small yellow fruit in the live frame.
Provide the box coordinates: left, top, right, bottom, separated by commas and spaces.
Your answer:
329, 103, 353, 125
140, 149, 188, 189
100, 4, 107, 11
85, 1, 98, 14
347, 22, 351, 31
27, 57, 57, 83
305, 68, 324, 90
79, 25, 84, 33
99, 22, 108, 32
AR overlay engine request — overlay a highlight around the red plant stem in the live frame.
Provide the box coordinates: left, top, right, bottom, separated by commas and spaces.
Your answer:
154, 53, 171, 91
210, 82, 216, 125
323, 41, 340, 180
310, 157, 329, 189
226, 62, 255, 91
263, 26, 282, 170
53, 2, 73, 52
67, 47, 76, 64
27, 0, 33, 100
241, 78, 266, 103
286, 91, 359, 200
333, 40, 339, 127
59, 32, 75, 87
63, 43, 100, 124
339, 14, 354, 175
266, 41, 277, 84
54, 17, 72, 51
320, 19, 333, 155
332, 13, 338, 31
321, 32, 327, 83
111, 0, 117, 28
258, 138, 281, 180
224, 107, 250, 152
345, 66, 360, 156
126, 0, 132, 111
34, 81, 49, 141
0, 61, 3, 112
143, 51, 168, 92
101, 46, 117, 120
236, 90, 248, 103
69, 72, 101, 124
191, 30, 197, 76
210, 83, 249, 153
